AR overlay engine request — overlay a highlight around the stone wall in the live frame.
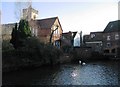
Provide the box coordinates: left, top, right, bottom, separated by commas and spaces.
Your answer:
2, 23, 15, 41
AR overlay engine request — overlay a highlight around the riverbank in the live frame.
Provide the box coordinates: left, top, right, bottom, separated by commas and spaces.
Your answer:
2, 39, 63, 73
3, 54, 118, 73
2, 39, 119, 73
2, 53, 73, 73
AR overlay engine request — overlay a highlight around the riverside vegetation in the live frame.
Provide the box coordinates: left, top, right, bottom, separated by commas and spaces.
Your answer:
2, 38, 63, 72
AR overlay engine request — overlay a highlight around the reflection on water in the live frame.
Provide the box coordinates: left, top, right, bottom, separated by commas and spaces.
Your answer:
3, 60, 119, 85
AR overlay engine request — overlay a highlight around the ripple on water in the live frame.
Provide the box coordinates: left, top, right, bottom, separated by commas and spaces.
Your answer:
3, 61, 119, 85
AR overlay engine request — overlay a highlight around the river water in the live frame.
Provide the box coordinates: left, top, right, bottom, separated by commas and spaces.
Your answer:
2, 60, 120, 86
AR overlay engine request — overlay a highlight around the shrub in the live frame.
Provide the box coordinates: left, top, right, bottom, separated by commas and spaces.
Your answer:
3, 36, 63, 72
2, 40, 14, 51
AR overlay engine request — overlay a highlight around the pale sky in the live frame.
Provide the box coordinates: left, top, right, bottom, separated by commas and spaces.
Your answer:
1, 0, 119, 35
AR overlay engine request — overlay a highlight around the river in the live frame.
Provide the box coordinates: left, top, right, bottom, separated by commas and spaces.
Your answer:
2, 60, 119, 86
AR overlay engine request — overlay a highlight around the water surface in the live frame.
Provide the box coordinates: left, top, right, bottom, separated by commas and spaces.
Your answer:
3, 60, 119, 86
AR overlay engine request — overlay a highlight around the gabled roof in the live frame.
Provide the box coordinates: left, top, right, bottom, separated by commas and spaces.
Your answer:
104, 20, 120, 32
35, 17, 58, 29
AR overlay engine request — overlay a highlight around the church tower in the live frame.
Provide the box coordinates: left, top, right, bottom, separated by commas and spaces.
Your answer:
22, 5, 38, 21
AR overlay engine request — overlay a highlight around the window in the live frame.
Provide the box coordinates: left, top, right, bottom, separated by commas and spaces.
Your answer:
53, 25, 58, 35
32, 28, 35, 36
30, 27, 32, 31
110, 24, 113, 28
104, 49, 110, 53
33, 15, 36, 20
91, 34, 95, 38
107, 36, 110, 40
35, 29, 38, 36
107, 43, 111, 47
31, 28, 38, 36
96, 43, 99, 46
115, 34, 119, 40
57, 29, 59, 35
100, 43, 103, 46
53, 25, 57, 30
62, 36, 65, 39
112, 49, 116, 53
54, 30, 57, 35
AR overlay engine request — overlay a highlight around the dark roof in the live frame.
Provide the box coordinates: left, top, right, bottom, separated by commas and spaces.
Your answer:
72, 32, 77, 38
104, 20, 120, 32
62, 31, 77, 39
36, 17, 58, 29
90, 31, 103, 34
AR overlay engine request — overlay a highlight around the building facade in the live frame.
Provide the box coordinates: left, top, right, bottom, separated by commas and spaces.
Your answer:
61, 31, 77, 47
102, 20, 120, 57
83, 20, 120, 58
29, 17, 63, 44
83, 32, 103, 53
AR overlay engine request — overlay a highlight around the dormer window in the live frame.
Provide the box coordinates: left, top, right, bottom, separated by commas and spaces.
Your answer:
91, 34, 95, 38
110, 24, 113, 28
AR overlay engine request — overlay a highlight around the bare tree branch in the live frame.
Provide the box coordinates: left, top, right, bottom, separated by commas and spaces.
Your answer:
14, 0, 32, 21
49, 25, 59, 44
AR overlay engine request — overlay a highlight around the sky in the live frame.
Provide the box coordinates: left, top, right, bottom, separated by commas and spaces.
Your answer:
1, 0, 119, 35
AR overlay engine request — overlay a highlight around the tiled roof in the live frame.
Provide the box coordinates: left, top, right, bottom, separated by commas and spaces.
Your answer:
104, 20, 120, 32
36, 17, 58, 29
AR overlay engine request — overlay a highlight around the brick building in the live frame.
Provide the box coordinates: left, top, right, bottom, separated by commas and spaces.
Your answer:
61, 31, 77, 47
2, 6, 63, 47
29, 17, 63, 45
83, 32, 103, 53
103, 20, 120, 57
83, 20, 120, 58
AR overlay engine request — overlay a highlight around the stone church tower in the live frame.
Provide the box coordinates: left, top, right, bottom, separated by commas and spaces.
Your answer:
22, 5, 38, 21
2, 5, 39, 41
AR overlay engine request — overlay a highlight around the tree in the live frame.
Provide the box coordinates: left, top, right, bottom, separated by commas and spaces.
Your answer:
10, 23, 18, 49
18, 19, 31, 39
49, 25, 59, 44
10, 19, 31, 49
